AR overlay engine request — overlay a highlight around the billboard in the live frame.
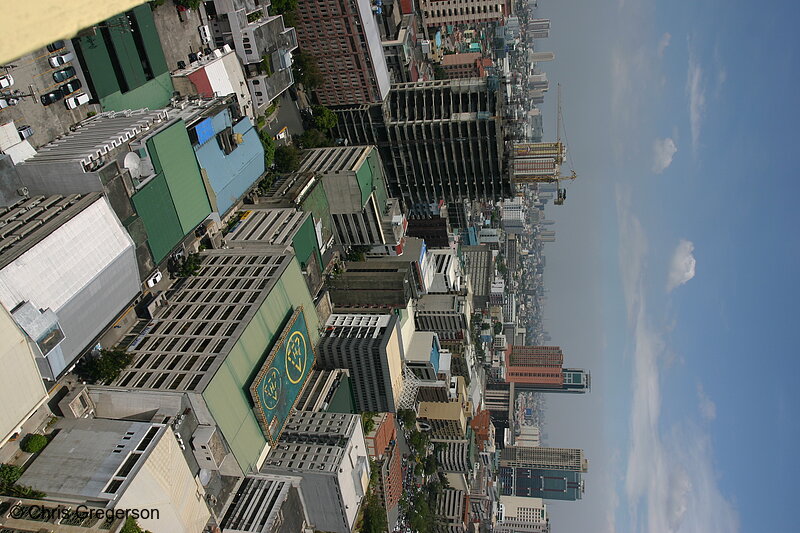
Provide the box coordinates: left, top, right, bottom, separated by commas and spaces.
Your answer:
250, 307, 315, 444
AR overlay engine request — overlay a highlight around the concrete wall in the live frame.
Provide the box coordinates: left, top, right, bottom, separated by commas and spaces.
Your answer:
119, 431, 210, 533
0, 308, 48, 445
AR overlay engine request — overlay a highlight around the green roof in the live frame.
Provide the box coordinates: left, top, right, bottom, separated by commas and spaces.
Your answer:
300, 182, 333, 245
146, 121, 211, 234
75, 5, 172, 111
202, 258, 321, 472
132, 121, 211, 262
131, 174, 184, 262
292, 214, 323, 275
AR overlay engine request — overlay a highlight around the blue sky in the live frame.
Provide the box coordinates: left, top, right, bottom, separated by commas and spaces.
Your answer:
531, 1, 800, 531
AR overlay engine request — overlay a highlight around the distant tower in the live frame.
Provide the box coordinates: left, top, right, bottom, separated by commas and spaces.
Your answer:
505, 346, 591, 393
529, 52, 555, 63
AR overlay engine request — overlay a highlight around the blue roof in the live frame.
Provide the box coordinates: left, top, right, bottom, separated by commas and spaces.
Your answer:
193, 110, 265, 215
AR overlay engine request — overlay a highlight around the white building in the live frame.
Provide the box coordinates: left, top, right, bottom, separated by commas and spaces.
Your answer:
260, 411, 370, 533
19, 419, 211, 533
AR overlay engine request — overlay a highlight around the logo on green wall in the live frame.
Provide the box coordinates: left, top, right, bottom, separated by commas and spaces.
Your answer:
250, 307, 315, 444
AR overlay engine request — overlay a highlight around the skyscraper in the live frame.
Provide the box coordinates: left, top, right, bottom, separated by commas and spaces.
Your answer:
500, 446, 588, 472
505, 346, 591, 394
334, 78, 509, 228
317, 314, 405, 412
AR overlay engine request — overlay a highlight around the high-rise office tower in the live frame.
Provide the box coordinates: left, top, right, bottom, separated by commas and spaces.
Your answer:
499, 446, 588, 501
419, 0, 506, 28
528, 19, 551, 32
529, 51, 556, 63
500, 446, 588, 472
505, 346, 591, 394
334, 78, 509, 228
317, 314, 405, 412
499, 467, 584, 501
293, 0, 391, 106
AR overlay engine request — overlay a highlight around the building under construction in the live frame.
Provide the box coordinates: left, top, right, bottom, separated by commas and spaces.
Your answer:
333, 78, 509, 228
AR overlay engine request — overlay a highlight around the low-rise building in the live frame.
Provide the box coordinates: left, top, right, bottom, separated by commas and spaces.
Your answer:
0, 193, 140, 379
18, 419, 210, 533
364, 413, 403, 516
207, 0, 298, 112
171, 45, 254, 118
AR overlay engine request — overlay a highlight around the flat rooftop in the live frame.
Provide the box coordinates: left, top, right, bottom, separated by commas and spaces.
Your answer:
0, 192, 101, 268
18, 419, 164, 503
114, 249, 293, 392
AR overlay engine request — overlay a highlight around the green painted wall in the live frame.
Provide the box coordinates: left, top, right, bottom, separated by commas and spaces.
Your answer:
203, 259, 321, 472
132, 4, 168, 76
300, 184, 332, 245
131, 174, 184, 262
292, 215, 323, 275
147, 121, 211, 234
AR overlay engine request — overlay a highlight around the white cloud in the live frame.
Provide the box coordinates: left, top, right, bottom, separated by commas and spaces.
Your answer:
697, 383, 717, 421
686, 48, 706, 151
657, 32, 672, 57
667, 239, 697, 291
617, 203, 738, 533
652, 138, 677, 173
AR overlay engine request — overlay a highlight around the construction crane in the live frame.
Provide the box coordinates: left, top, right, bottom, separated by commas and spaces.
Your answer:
554, 83, 577, 205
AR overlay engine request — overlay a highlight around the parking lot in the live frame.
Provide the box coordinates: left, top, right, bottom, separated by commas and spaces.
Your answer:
0, 41, 100, 149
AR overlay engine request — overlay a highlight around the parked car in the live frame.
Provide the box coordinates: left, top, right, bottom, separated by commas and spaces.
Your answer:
48, 52, 75, 67
59, 79, 82, 96
40, 89, 64, 106
46, 40, 65, 53
0, 97, 19, 108
146, 271, 163, 288
65, 92, 90, 109
17, 125, 34, 141
0, 74, 13, 89
52, 66, 76, 82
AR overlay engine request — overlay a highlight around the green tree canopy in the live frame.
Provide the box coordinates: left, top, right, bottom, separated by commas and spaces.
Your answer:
312, 105, 338, 130
78, 348, 134, 385
293, 51, 323, 90
298, 128, 331, 148
274, 145, 301, 173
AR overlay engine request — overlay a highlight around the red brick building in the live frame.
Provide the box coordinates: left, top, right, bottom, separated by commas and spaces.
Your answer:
364, 413, 403, 512
505, 345, 564, 387
440, 52, 493, 79
294, 0, 391, 106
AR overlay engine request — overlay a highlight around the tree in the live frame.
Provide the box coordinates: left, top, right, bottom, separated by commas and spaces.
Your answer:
0, 464, 21, 486
293, 51, 323, 90
274, 145, 301, 172
20, 434, 48, 454
120, 517, 153, 533
423, 455, 437, 476
344, 244, 370, 262
176, 253, 202, 277
257, 128, 276, 167
78, 348, 134, 385
298, 128, 331, 148
312, 105, 338, 131
361, 413, 376, 434
398, 409, 416, 427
